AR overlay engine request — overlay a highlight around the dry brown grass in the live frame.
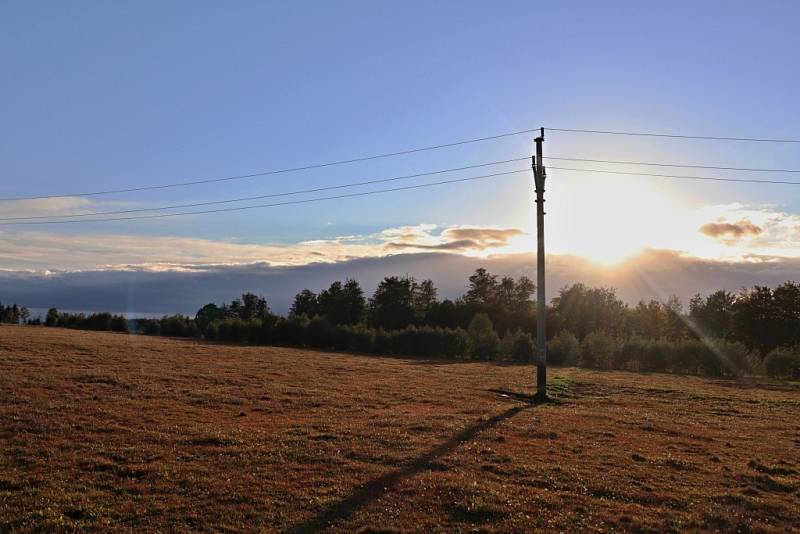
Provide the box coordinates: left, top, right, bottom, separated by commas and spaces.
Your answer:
1, 326, 799, 532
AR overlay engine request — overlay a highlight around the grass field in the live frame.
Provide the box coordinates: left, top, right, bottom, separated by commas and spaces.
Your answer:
1, 326, 799, 532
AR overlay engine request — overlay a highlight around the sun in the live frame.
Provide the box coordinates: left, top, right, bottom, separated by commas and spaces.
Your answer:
545, 171, 687, 265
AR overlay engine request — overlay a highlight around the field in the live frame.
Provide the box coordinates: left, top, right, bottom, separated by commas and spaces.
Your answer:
1, 327, 799, 533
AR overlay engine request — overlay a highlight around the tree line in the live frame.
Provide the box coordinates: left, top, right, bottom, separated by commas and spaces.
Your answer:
10, 269, 800, 379
0, 302, 30, 325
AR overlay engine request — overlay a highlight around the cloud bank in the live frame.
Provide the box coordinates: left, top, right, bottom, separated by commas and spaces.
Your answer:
2, 249, 798, 316
2, 203, 800, 316
0, 224, 527, 272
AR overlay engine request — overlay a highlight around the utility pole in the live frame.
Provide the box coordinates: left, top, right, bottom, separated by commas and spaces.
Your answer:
533, 128, 547, 400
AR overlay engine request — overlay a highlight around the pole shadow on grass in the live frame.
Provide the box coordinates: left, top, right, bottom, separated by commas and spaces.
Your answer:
284, 401, 537, 533
488, 388, 559, 404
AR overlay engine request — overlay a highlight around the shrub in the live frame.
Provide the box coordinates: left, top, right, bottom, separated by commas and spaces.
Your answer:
382, 326, 470, 359
245, 319, 263, 344
158, 315, 197, 337
613, 337, 648, 371
210, 317, 268, 343
186, 320, 200, 338
204, 321, 219, 340
373, 329, 394, 354
45, 308, 59, 327
579, 331, 618, 369
672, 338, 748, 377
547, 330, 579, 366
426, 326, 460, 358
672, 338, 702, 374
195, 303, 225, 334
609, 337, 750, 377
214, 317, 231, 341
499, 331, 515, 359
85, 312, 112, 331
307, 316, 333, 348
331, 325, 350, 351
67, 314, 88, 328
504, 330, 534, 362
745, 349, 764, 376
217, 317, 245, 342
346, 324, 375, 353
137, 318, 161, 336
110, 315, 129, 333
443, 328, 469, 359
419, 327, 446, 358
392, 325, 420, 356
764, 347, 800, 379
644, 338, 672, 373
710, 339, 750, 377
468, 313, 500, 360
272, 315, 309, 346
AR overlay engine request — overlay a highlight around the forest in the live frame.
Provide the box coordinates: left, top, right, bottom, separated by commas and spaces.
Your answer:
7, 268, 800, 379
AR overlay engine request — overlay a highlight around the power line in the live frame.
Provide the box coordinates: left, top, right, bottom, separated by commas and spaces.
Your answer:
6, 123, 798, 203
5, 124, 798, 202
0, 128, 541, 202
547, 166, 800, 185
544, 156, 800, 174
0, 168, 529, 226
0, 157, 529, 221
548, 127, 800, 144
11, 162, 800, 224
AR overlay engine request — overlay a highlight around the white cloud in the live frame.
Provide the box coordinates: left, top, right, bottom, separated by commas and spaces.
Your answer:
694, 204, 800, 258
1, 202, 799, 275
0, 223, 528, 272
0, 196, 140, 220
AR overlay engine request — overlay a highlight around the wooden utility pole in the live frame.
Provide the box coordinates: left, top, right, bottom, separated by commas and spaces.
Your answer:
533, 128, 547, 400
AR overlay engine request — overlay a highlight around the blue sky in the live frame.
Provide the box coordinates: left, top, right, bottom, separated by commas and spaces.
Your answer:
1, 2, 799, 312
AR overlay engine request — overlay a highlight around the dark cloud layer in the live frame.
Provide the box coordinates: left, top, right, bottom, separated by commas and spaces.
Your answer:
384, 226, 524, 251
386, 239, 480, 251
442, 228, 525, 242
699, 219, 762, 239
1, 250, 799, 316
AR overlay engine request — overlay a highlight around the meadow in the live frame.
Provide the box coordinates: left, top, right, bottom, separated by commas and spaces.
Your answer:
1, 326, 799, 532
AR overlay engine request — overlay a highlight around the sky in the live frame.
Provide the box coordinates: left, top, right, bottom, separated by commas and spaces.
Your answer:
1, 1, 799, 314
